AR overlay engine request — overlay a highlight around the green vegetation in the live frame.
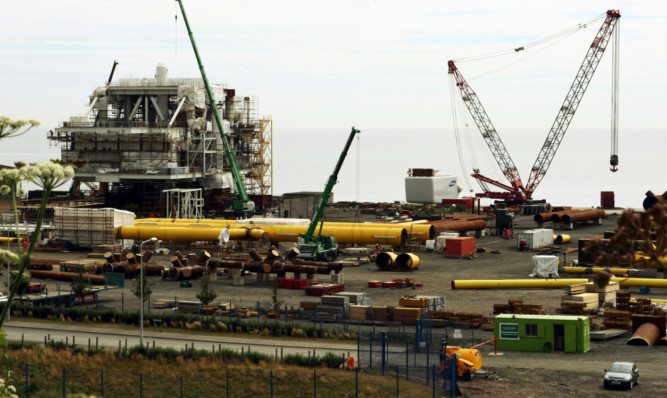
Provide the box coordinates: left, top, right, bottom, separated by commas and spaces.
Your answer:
4, 345, 435, 397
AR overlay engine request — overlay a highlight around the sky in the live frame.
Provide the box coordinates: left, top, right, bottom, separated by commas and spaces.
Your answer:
1, 1, 665, 208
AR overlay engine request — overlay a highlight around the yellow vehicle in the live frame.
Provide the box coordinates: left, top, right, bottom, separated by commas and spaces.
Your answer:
440, 339, 483, 381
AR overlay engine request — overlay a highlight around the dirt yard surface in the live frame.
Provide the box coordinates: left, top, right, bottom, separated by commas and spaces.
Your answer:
27, 208, 667, 397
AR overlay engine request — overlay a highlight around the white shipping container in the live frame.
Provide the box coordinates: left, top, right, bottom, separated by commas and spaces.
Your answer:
54, 207, 136, 248
517, 228, 554, 250
405, 175, 462, 204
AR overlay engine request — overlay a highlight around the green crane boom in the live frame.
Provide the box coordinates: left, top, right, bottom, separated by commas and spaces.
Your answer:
176, 0, 254, 214
297, 127, 360, 261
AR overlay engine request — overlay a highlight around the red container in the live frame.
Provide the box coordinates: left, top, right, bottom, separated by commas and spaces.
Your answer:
368, 280, 381, 288
283, 278, 294, 289
382, 281, 397, 288
445, 237, 476, 256
601, 191, 615, 209
277, 278, 286, 288
292, 279, 307, 289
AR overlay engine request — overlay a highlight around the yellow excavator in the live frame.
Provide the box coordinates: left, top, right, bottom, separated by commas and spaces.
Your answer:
440, 338, 482, 381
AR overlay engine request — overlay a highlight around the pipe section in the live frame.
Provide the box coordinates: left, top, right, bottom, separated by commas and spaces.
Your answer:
555, 234, 571, 244
561, 209, 607, 223
450, 277, 667, 289
396, 253, 420, 270
627, 322, 660, 346
563, 266, 639, 275
29, 270, 107, 285
376, 252, 397, 271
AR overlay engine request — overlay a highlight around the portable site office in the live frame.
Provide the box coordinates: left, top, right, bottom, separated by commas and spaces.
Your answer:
494, 314, 590, 353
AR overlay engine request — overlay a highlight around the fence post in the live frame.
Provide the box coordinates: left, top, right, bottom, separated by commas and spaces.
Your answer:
405, 340, 409, 380
426, 342, 430, 385
369, 332, 373, 369
415, 319, 421, 352
396, 366, 399, 398
355, 365, 359, 398
432, 364, 436, 398
381, 331, 386, 373
25, 363, 29, 398
356, 333, 360, 370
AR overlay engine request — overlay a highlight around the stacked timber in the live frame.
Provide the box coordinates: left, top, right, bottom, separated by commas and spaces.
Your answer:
616, 290, 632, 311
561, 292, 598, 313
585, 281, 619, 307
300, 295, 348, 322
394, 306, 423, 325
493, 299, 544, 315
603, 309, 631, 329
60, 259, 100, 274
414, 295, 446, 312
371, 306, 391, 322
349, 305, 372, 321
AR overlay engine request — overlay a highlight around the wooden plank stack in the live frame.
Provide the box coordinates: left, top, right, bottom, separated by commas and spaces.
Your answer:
349, 305, 372, 321
372, 306, 390, 322
603, 308, 631, 329
585, 282, 619, 307
394, 307, 423, 325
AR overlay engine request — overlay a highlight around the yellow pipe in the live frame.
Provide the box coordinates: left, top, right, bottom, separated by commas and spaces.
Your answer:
634, 253, 667, 269
118, 224, 407, 245
115, 226, 245, 241
136, 218, 433, 241
555, 234, 570, 244
450, 278, 667, 289
376, 251, 398, 270
0, 237, 18, 243
563, 266, 639, 275
396, 253, 420, 270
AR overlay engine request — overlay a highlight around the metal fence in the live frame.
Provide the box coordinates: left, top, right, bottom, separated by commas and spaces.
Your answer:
7, 359, 460, 398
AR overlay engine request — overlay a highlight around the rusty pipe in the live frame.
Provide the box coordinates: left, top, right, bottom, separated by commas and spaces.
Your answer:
561, 209, 607, 223
430, 220, 486, 235
627, 322, 661, 346
534, 209, 586, 223
29, 270, 106, 285
643, 190, 666, 210
249, 250, 263, 262
243, 263, 272, 273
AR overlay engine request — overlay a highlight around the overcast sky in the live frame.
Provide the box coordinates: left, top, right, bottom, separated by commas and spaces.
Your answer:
1, 1, 664, 204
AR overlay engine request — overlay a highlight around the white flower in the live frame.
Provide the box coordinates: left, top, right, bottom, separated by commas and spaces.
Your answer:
0, 185, 10, 195
17, 188, 26, 197
0, 249, 19, 264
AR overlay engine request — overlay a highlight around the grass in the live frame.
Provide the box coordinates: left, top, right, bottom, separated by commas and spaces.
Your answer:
4, 346, 437, 397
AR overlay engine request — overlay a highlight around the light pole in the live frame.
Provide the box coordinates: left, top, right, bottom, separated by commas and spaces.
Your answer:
139, 237, 157, 347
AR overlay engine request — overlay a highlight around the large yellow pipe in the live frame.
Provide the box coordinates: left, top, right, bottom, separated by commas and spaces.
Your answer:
136, 218, 433, 241
0, 237, 18, 243
118, 224, 407, 245
450, 278, 667, 289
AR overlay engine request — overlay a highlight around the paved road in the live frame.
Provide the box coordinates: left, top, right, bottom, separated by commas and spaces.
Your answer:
4, 320, 360, 360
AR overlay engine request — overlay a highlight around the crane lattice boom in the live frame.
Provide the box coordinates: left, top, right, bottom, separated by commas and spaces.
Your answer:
525, 9, 620, 195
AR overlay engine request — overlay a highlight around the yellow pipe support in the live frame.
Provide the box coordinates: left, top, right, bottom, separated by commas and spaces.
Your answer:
135, 219, 433, 241
450, 278, 667, 289
396, 253, 420, 270
563, 266, 639, 275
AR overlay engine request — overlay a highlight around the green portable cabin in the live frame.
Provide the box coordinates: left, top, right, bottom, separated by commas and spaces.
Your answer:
493, 314, 590, 353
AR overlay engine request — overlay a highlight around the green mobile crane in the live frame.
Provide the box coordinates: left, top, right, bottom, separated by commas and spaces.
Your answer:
177, 0, 255, 216
297, 127, 360, 261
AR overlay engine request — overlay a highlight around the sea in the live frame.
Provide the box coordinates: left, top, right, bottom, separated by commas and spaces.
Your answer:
3, 127, 660, 211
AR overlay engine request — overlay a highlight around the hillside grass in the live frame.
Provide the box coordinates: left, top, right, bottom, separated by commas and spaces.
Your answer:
4, 346, 436, 397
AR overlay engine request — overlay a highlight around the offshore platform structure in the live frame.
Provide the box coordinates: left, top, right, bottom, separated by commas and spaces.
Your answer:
48, 63, 273, 217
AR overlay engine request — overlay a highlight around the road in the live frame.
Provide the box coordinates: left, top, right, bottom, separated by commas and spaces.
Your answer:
4, 320, 360, 359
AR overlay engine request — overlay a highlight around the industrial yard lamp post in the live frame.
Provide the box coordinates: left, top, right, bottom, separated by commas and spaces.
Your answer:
139, 237, 157, 347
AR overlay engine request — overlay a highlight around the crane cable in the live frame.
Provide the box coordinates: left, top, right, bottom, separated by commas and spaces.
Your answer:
610, 20, 620, 172
452, 13, 606, 64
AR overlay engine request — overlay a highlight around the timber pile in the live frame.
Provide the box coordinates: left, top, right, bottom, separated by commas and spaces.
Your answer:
603, 309, 632, 329
585, 281, 619, 307
431, 311, 486, 328
372, 306, 391, 322
394, 307, 423, 325
615, 290, 632, 311
493, 299, 545, 315
336, 292, 371, 305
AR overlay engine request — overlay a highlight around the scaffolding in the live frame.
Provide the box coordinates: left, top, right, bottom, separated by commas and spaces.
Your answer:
47, 64, 273, 215
163, 188, 204, 219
